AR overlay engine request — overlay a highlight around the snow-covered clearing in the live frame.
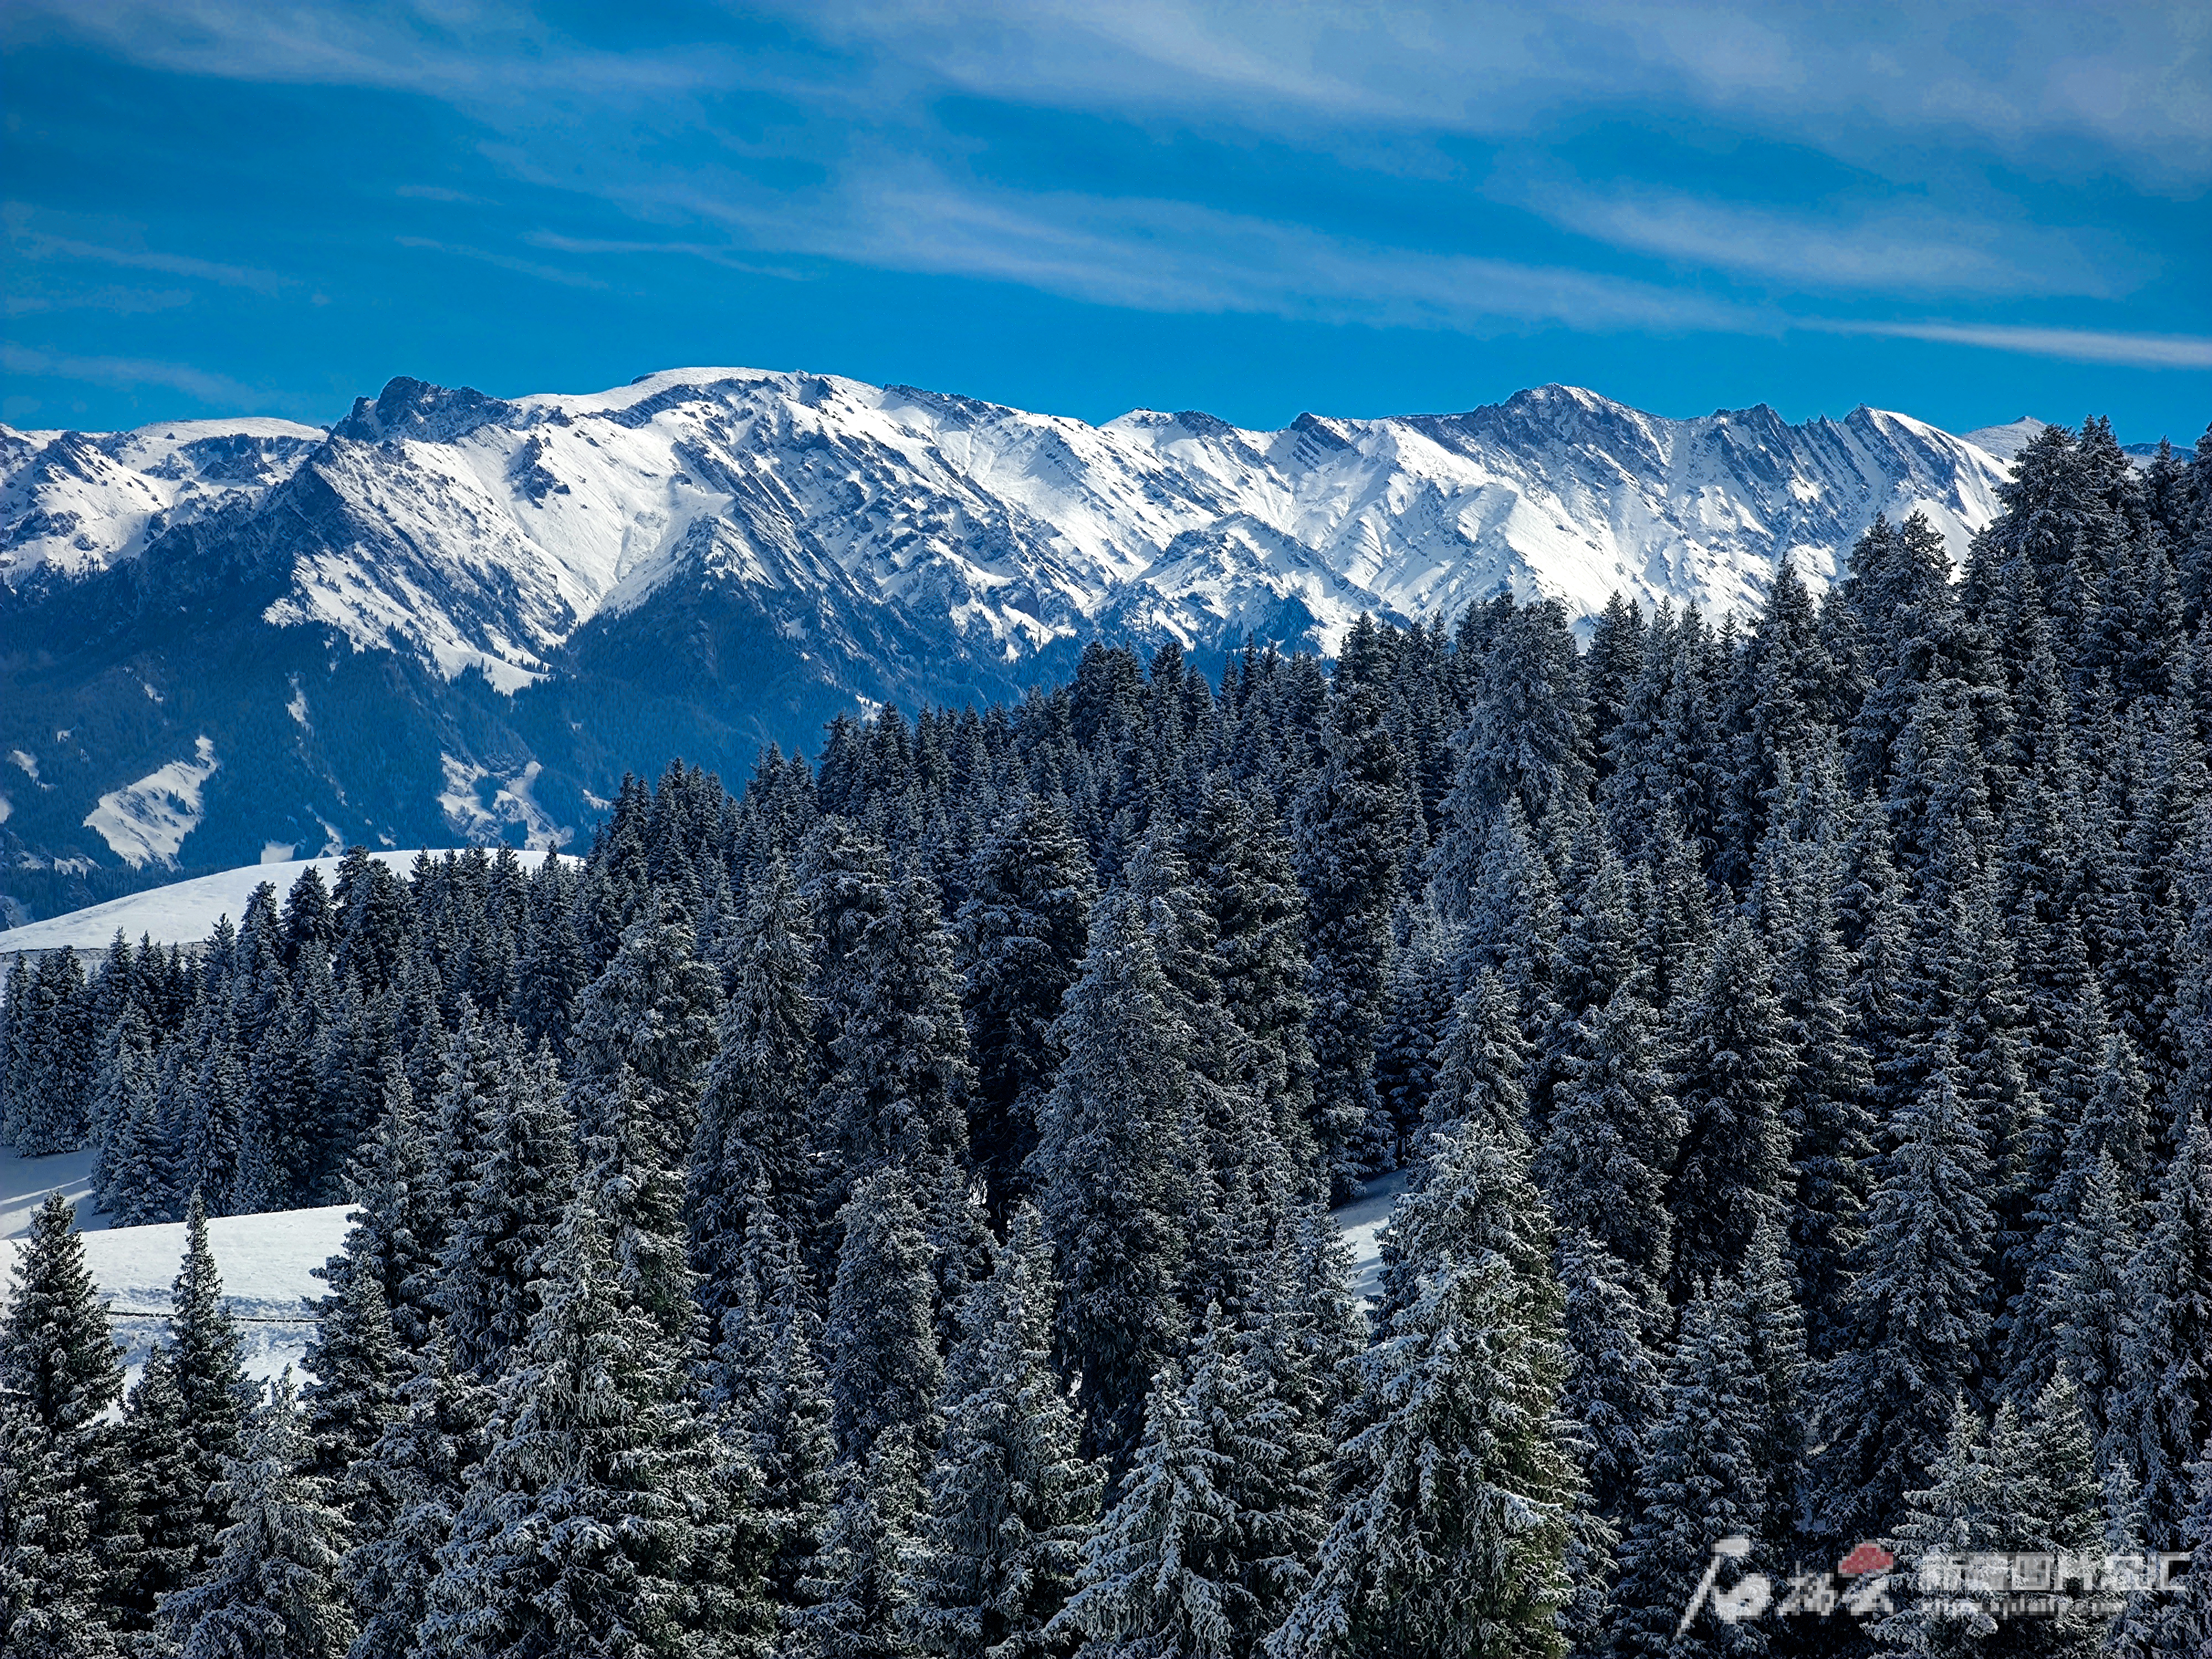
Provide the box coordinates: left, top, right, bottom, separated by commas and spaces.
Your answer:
0, 1198, 349, 1387
0, 845, 550, 956
1333, 1166, 1410, 1306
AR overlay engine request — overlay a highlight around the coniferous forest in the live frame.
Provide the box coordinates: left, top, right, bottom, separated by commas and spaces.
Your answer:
3, 418, 2211, 1656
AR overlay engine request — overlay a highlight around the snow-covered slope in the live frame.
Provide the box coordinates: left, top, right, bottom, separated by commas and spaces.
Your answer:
0, 1201, 349, 1385
0, 847, 549, 957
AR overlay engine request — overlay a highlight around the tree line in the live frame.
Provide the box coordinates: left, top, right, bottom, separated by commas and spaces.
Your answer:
2, 416, 2211, 1656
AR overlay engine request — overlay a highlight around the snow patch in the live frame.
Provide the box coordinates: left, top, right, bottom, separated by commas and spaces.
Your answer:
9, 749, 38, 782
260, 841, 296, 863
0, 794, 9, 826
81, 736, 218, 869
286, 680, 310, 728
437, 755, 571, 848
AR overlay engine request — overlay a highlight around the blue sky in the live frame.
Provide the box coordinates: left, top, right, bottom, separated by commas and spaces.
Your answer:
3, 2, 2206, 441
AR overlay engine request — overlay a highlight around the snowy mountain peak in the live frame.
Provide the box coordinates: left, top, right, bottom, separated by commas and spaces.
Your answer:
2, 367, 2026, 684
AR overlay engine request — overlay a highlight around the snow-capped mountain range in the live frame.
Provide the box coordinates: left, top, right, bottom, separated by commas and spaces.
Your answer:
0, 368, 2033, 893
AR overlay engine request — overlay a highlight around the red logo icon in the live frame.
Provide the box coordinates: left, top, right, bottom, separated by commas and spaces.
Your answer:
1838, 1543, 1895, 1577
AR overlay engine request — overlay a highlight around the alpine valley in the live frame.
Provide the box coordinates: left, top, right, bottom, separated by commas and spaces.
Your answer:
0, 367, 2032, 898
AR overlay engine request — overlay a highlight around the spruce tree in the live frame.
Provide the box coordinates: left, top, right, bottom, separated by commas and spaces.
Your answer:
1876, 1383, 2106, 1659
0, 1394, 113, 1659
741, 1213, 838, 1623
1291, 656, 1407, 1196
1812, 1030, 1995, 1546
1608, 1285, 1771, 1659
434, 1040, 575, 1378
826, 1166, 943, 1463
156, 1372, 354, 1659
907, 1209, 1100, 1659
1034, 890, 1193, 1475
165, 1190, 258, 1582
420, 1196, 769, 1657
795, 1429, 922, 1659
340, 1334, 494, 1659
957, 799, 1098, 1224
1418, 971, 1526, 1152
1535, 984, 1682, 1312
2115, 1103, 2212, 1550
1271, 1122, 1578, 1659
1662, 919, 1793, 1308
109, 1344, 198, 1636
1056, 1307, 1316, 1659
691, 854, 821, 1306
297, 1256, 401, 1531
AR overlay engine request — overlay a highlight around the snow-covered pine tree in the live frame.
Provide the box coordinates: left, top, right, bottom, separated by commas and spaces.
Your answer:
340, 1333, 494, 1659
1183, 785, 1318, 1185
827, 1165, 943, 1463
957, 797, 1098, 1224
794, 1428, 924, 1659
156, 1371, 354, 1659
2114, 1102, 2212, 1551
1292, 641, 1408, 1197
1055, 1305, 1316, 1659
739, 1208, 838, 1623
434, 1038, 575, 1378
907, 1208, 1100, 1659
333, 1064, 446, 1352
1535, 983, 1682, 1314
1035, 888, 1194, 1475
1661, 917, 1793, 1309
1608, 1284, 1771, 1659
1271, 1120, 1578, 1659
691, 853, 822, 1307
1418, 970, 1526, 1155
0, 1391, 113, 1659
0, 1193, 124, 1659
419, 1194, 769, 1657
1811, 1029, 1996, 1547
297, 1251, 400, 1534
1875, 1382, 2106, 1659
568, 888, 724, 1340
1370, 899, 1457, 1171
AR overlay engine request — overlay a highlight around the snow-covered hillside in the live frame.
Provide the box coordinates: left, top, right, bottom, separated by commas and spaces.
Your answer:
0, 1197, 348, 1385
0, 847, 550, 956
0, 417, 324, 584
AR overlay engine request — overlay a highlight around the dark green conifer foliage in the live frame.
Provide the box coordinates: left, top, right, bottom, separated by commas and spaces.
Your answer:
1812, 1030, 1995, 1545
958, 799, 1098, 1224
908, 1209, 1099, 1659
1271, 1118, 1577, 1659
1292, 641, 1408, 1196
421, 1196, 770, 1658
1662, 919, 1793, 1308
1035, 890, 1192, 1477
692, 853, 821, 1301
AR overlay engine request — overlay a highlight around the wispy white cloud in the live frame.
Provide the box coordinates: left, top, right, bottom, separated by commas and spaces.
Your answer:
1805, 319, 2212, 371
392, 235, 605, 288
650, 165, 1765, 336
1510, 181, 2127, 299
1, 343, 309, 409
5, 285, 194, 317
6, 202, 294, 295
524, 232, 806, 280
